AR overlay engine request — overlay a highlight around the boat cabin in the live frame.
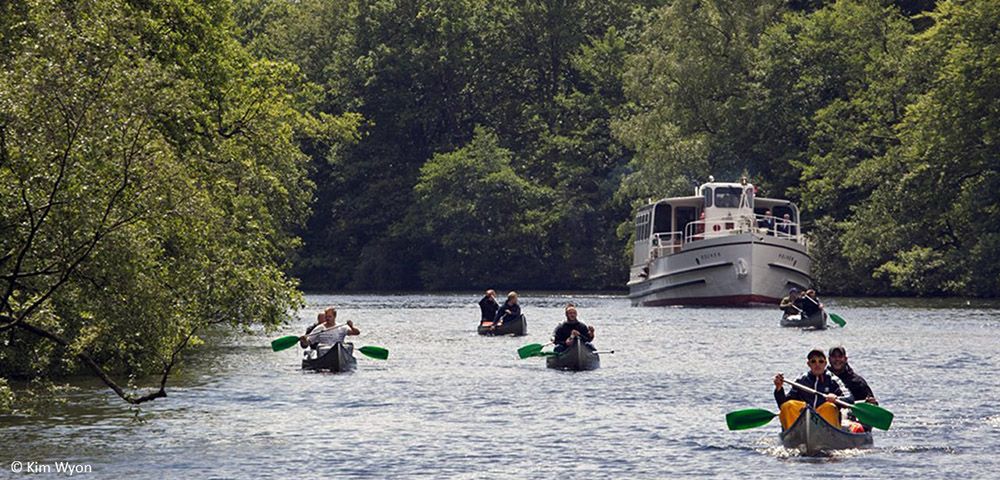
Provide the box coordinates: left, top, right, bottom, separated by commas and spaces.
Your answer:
632, 177, 804, 266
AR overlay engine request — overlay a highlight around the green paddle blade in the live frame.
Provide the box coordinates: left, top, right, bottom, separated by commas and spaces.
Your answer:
850, 402, 893, 430
517, 343, 544, 359
829, 313, 847, 327
725, 408, 778, 431
271, 335, 300, 352
358, 346, 389, 360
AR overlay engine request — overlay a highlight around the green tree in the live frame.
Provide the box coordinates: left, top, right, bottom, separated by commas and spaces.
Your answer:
615, 0, 786, 203
840, 0, 1000, 296
1, 0, 353, 405
751, 0, 920, 292
408, 127, 554, 289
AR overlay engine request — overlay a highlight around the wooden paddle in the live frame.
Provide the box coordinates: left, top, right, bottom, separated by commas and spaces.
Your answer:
785, 380, 892, 430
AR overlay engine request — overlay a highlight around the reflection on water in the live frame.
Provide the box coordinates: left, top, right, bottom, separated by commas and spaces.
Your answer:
1, 293, 996, 478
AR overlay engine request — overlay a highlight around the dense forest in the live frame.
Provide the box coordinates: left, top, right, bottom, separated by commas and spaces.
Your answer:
1, 0, 997, 406
236, 0, 998, 297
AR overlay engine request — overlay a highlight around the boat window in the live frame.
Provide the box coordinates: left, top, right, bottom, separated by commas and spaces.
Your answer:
653, 204, 672, 233
702, 187, 713, 207
714, 187, 743, 208
635, 212, 651, 240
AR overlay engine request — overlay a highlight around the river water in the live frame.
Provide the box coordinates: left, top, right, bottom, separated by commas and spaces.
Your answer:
2, 294, 999, 478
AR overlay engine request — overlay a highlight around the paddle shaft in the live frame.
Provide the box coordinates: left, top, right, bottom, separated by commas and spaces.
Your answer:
801, 294, 847, 327
785, 379, 850, 409
305, 322, 357, 338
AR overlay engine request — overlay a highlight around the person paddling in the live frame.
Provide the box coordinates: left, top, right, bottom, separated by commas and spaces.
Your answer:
300, 307, 360, 353
478, 289, 499, 326
779, 288, 801, 316
828, 346, 879, 431
773, 349, 853, 430
305, 312, 326, 335
552, 304, 595, 353
493, 291, 521, 328
794, 288, 824, 317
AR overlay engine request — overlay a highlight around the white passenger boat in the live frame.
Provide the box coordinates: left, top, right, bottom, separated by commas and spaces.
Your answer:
627, 177, 812, 306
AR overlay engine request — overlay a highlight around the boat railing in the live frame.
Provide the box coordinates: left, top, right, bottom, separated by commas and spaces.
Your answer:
651, 232, 683, 257
752, 213, 803, 243
682, 214, 803, 244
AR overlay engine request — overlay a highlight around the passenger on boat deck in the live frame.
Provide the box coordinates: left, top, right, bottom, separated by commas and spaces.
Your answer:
758, 209, 775, 234
776, 213, 795, 237
693, 212, 706, 240
493, 291, 521, 326
552, 304, 595, 353
478, 289, 499, 325
794, 288, 824, 316
773, 349, 853, 430
779, 288, 801, 315
299, 307, 360, 350
828, 346, 879, 431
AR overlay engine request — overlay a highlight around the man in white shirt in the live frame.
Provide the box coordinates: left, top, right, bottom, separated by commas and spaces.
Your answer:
299, 307, 360, 352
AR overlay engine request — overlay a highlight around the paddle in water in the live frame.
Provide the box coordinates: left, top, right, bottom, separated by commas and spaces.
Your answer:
358, 346, 389, 360
517, 342, 549, 359
802, 295, 847, 327
785, 380, 893, 430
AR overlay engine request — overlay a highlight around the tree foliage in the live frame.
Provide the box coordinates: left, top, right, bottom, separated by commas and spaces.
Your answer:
0, 0, 357, 405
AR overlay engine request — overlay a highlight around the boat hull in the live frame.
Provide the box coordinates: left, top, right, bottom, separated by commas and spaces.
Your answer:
546, 339, 600, 371
477, 315, 527, 336
780, 405, 873, 455
302, 342, 357, 372
628, 234, 812, 307
780, 310, 828, 330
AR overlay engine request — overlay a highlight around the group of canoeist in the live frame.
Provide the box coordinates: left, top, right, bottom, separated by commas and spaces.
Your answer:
478, 289, 598, 352
294, 291, 884, 454
477, 289, 522, 330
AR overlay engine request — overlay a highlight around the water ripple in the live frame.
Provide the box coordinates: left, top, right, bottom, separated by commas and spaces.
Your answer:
2, 294, 997, 478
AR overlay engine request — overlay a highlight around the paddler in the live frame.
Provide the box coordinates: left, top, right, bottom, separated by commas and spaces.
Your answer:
300, 307, 360, 352
493, 291, 521, 327
552, 304, 595, 353
773, 348, 853, 430
828, 346, 879, 432
778, 288, 801, 315
478, 289, 499, 326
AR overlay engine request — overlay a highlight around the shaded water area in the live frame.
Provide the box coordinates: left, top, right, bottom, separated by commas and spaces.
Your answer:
3, 294, 999, 478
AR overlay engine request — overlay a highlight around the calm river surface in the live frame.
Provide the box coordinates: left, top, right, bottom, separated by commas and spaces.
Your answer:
3, 294, 999, 478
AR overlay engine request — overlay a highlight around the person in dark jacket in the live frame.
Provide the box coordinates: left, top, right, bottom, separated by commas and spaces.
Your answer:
793, 288, 823, 316
478, 289, 499, 325
493, 291, 521, 327
773, 348, 853, 430
828, 345, 879, 431
552, 304, 595, 353
758, 209, 775, 234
